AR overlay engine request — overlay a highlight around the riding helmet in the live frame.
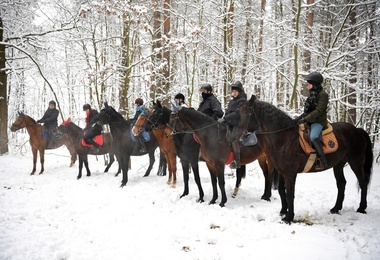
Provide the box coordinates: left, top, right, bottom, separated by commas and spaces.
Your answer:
230, 81, 244, 92
175, 93, 185, 100
83, 103, 91, 111
49, 100, 56, 106
199, 83, 213, 92
135, 98, 144, 106
306, 72, 324, 85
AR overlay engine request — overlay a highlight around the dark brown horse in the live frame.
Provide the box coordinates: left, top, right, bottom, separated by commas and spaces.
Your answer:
92, 103, 166, 187
168, 107, 277, 206
58, 118, 118, 179
237, 95, 373, 223
10, 112, 77, 174
132, 112, 177, 188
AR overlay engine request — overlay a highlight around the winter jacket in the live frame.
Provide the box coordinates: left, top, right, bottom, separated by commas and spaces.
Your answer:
197, 94, 224, 120
133, 105, 148, 120
85, 109, 102, 133
302, 88, 329, 128
224, 92, 247, 127
38, 108, 59, 128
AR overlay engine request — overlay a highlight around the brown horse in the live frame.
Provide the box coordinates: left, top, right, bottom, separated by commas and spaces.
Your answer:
132, 113, 177, 188
58, 118, 118, 180
10, 112, 77, 174
237, 95, 373, 223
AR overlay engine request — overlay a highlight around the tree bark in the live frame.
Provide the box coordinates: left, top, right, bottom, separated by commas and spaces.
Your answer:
0, 17, 9, 154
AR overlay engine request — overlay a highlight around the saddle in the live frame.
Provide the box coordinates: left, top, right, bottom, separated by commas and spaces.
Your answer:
42, 127, 62, 140
298, 123, 338, 155
81, 134, 104, 148
130, 130, 151, 143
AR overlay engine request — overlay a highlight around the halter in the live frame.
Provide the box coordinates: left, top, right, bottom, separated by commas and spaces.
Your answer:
11, 116, 26, 130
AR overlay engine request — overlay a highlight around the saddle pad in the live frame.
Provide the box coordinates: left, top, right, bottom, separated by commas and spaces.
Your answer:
225, 152, 234, 165
193, 133, 200, 144
130, 131, 151, 142
81, 134, 104, 147
299, 124, 338, 155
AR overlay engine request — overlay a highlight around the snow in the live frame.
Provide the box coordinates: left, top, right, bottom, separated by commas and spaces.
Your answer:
0, 145, 379, 260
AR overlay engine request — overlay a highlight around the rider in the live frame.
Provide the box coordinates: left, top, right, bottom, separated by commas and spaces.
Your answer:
133, 98, 148, 153
83, 103, 102, 151
297, 71, 329, 170
174, 93, 188, 108
37, 100, 59, 146
218, 81, 247, 169
197, 83, 224, 121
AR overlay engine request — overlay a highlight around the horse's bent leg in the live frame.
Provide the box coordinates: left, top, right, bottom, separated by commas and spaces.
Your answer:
191, 161, 204, 203
278, 174, 287, 216
282, 174, 297, 223
180, 160, 190, 198
104, 153, 115, 173
38, 149, 45, 174
233, 165, 246, 198
330, 163, 346, 214
30, 148, 37, 175
143, 151, 156, 177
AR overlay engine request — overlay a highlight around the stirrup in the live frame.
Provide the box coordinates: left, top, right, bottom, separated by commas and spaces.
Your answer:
315, 158, 327, 171
229, 160, 237, 169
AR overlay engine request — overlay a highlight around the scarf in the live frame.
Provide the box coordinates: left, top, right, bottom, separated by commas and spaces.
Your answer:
304, 85, 321, 114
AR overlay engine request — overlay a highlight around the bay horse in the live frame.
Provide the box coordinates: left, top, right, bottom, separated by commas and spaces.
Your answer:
10, 112, 77, 174
92, 103, 166, 187
58, 118, 119, 179
168, 107, 277, 206
132, 110, 177, 188
139, 100, 205, 202
237, 95, 373, 223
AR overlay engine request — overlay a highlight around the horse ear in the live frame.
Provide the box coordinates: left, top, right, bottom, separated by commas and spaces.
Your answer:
18, 111, 25, 116
249, 95, 256, 105
62, 117, 71, 126
104, 101, 109, 109
157, 100, 162, 108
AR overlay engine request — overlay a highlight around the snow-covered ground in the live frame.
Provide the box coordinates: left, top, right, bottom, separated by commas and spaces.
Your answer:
0, 144, 379, 260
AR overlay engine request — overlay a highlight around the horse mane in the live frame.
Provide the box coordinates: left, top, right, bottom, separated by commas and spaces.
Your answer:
179, 107, 216, 126
254, 99, 295, 128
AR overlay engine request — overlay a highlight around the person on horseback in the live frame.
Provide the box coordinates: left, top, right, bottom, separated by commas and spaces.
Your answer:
296, 71, 329, 170
174, 93, 188, 108
37, 100, 59, 146
197, 84, 224, 121
83, 103, 102, 152
133, 98, 148, 153
217, 81, 247, 169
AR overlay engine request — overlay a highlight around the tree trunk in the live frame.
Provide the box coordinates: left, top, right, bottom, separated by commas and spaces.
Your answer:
347, 8, 357, 125
162, 0, 171, 106
302, 0, 314, 97
0, 17, 9, 154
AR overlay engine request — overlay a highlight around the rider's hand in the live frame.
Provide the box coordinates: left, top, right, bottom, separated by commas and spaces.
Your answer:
218, 117, 225, 123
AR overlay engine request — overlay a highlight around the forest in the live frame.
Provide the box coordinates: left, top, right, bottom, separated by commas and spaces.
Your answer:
0, 0, 379, 157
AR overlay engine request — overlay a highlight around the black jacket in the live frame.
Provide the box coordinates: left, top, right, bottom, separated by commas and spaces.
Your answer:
197, 94, 224, 120
224, 92, 247, 127
39, 108, 59, 127
85, 109, 102, 133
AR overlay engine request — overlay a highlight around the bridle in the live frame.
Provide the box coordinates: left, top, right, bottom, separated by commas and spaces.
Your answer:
11, 116, 27, 130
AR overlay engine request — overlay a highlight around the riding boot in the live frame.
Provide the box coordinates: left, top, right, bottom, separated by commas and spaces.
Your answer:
312, 139, 328, 170
229, 140, 241, 169
85, 138, 101, 152
138, 135, 146, 153
49, 129, 58, 148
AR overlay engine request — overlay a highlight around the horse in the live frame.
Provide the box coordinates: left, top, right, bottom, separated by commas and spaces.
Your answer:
58, 118, 120, 179
237, 95, 373, 223
168, 107, 278, 206
132, 110, 177, 188
138, 100, 205, 202
10, 112, 77, 174
92, 104, 166, 187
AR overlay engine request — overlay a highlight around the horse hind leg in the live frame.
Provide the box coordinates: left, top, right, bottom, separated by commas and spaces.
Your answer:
232, 165, 246, 198
30, 148, 38, 175
330, 163, 346, 214
349, 161, 369, 214
143, 151, 156, 177
38, 149, 45, 175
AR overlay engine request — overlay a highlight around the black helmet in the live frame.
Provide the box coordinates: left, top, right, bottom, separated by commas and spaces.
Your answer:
83, 103, 91, 111
49, 100, 56, 106
306, 72, 323, 85
231, 81, 244, 92
175, 93, 185, 100
135, 98, 144, 105
199, 83, 213, 92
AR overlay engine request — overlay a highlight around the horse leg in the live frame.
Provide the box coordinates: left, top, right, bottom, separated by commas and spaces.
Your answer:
330, 163, 346, 214
168, 153, 177, 188
278, 174, 288, 216
120, 156, 130, 187
143, 150, 156, 177
30, 147, 37, 175
233, 165, 246, 198
350, 162, 369, 214
38, 149, 45, 174
104, 153, 115, 173
68, 146, 77, 167
180, 159, 190, 198
156, 151, 167, 176
282, 174, 297, 223
191, 160, 204, 203
115, 154, 121, 177
77, 156, 84, 180
209, 173, 218, 205
84, 155, 91, 177
217, 163, 227, 207
258, 158, 271, 201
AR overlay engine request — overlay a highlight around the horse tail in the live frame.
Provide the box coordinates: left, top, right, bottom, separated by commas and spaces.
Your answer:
358, 128, 373, 185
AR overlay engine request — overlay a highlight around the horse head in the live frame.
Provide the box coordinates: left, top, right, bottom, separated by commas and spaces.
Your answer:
132, 114, 148, 136
10, 112, 28, 131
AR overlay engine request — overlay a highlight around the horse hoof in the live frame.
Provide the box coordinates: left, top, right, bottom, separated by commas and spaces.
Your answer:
77, 177, 81, 180
356, 208, 367, 214
219, 202, 225, 207
197, 198, 204, 203
261, 196, 271, 201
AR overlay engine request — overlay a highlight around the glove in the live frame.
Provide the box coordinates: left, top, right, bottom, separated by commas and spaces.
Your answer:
218, 118, 225, 123
297, 117, 306, 124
